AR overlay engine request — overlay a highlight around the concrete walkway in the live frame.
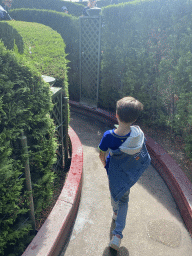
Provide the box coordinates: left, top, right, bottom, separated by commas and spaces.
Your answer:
61, 111, 192, 256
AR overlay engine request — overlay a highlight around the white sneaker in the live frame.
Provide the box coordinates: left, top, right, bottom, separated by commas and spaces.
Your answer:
109, 235, 121, 250
112, 212, 117, 220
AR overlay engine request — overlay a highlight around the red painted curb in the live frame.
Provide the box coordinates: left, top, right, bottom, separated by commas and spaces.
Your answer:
22, 127, 83, 256
69, 100, 192, 237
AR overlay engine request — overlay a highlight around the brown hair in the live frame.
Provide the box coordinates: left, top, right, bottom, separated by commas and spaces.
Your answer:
116, 96, 143, 123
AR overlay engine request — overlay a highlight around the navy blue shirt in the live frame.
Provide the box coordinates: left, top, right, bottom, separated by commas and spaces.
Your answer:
99, 129, 130, 171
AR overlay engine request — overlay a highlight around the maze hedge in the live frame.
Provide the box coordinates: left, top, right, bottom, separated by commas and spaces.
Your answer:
10, 9, 79, 99
10, 0, 84, 17
0, 39, 57, 255
0, 20, 69, 255
0, 20, 69, 93
100, 0, 192, 160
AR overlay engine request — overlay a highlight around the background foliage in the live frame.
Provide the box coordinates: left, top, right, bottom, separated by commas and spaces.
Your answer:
1, 0, 85, 16
99, 0, 192, 160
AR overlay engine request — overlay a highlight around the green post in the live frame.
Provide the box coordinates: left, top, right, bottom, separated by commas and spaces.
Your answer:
21, 132, 36, 231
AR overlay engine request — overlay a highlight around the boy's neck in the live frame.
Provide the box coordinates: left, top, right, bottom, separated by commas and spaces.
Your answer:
114, 121, 131, 136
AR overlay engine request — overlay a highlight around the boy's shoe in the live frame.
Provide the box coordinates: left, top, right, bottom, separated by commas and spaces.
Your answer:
109, 235, 121, 250
112, 212, 117, 220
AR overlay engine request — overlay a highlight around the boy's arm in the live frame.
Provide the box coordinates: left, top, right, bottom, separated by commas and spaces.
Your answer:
99, 150, 107, 167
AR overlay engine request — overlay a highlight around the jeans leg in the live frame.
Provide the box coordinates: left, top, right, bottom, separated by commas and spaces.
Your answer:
111, 189, 130, 239
111, 194, 119, 215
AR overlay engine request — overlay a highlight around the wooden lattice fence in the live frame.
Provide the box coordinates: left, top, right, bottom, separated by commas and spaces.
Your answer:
79, 16, 101, 107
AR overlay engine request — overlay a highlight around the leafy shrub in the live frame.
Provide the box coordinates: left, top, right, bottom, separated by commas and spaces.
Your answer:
10, 0, 84, 17
0, 38, 57, 255
9, 9, 79, 98
0, 22, 23, 53
100, 0, 192, 159
0, 20, 70, 255
0, 20, 69, 91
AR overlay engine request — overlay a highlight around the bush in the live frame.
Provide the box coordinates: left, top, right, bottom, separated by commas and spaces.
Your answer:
0, 38, 57, 255
0, 20, 69, 91
0, 20, 70, 255
9, 9, 79, 98
10, 0, 85, 17
100, 0, 192, 158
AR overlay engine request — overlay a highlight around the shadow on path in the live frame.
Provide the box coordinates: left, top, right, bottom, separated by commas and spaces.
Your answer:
101, 220, 130, 255
102, 247, 129, 256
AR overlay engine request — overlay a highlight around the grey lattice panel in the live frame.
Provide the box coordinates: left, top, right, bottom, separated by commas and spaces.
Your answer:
80, 16, 101, 107
50, 88, 64, 171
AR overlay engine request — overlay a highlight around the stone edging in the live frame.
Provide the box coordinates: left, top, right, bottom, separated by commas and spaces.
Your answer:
69, 100, 192, 237
22, 126, 83, 256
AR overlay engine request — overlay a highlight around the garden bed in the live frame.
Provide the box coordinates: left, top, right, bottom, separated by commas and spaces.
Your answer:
35, 160, 71, 230
137, 120, 192, 184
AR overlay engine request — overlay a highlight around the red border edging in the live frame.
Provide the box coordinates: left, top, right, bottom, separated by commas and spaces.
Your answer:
69, 100, 192, 237
22, 127, 83, 256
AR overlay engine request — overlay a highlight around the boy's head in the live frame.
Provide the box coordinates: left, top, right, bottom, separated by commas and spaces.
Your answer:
116, 96, 143, 124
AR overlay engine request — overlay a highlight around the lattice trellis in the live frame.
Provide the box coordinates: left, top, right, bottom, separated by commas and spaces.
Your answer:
79, 16, 101, 107
50, 87, 64, 171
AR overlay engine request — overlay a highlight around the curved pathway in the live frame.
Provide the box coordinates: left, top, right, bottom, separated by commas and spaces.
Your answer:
61, 111, 192, 256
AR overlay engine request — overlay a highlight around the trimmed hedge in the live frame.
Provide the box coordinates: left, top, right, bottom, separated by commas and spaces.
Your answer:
9, 9, 79, 99
0, 39, 57, 255
0, 20, 70, 255
10, 0, 85, 17
0, 20, 69, 92
100, 0, 192, 159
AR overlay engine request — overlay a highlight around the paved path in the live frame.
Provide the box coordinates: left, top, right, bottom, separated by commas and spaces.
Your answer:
61, 111, 192, 256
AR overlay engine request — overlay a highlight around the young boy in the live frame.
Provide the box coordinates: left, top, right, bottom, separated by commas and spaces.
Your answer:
98, 96, 151, 251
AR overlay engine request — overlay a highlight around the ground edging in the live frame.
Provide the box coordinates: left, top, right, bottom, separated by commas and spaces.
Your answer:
69, 100, 192, 237
22, 126, 83, 256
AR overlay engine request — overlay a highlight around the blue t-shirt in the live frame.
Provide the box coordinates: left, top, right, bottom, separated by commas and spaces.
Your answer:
98, 129, 130, 171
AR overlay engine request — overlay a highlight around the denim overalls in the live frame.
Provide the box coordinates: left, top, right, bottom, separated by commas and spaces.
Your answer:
108, 137, 151, 238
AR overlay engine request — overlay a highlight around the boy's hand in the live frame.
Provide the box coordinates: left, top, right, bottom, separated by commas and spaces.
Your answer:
99, 150, 107, 167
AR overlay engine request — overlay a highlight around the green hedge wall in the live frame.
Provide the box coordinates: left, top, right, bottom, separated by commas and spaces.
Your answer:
9, 9, 79, 100
10, 0, 84, 17
0, 20, 69, 92
97, 0, 139, 8
0, 20, 70, 255
100, 0, 192, 159
0, 39, 57, 255
0, 22, 24, 53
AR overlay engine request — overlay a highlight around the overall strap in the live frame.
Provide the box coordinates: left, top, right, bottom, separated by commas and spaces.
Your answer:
109, 129, 130, 156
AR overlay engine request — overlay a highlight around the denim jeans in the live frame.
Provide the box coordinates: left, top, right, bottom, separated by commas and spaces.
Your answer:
110, 189, 130, 239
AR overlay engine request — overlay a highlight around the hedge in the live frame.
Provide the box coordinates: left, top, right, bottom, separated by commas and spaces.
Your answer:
0, 20, 69, 92
100, 0, 192, 159
0, 38, 57, 255
9, 9, 79, 99
9, 0, 85, 17
0, 20, 69, 255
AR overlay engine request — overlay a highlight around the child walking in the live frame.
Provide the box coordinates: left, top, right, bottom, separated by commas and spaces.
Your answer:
98, 96, 151, 250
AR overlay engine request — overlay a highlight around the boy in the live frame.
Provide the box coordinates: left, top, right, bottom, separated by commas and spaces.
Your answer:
98, 96, 151, 250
